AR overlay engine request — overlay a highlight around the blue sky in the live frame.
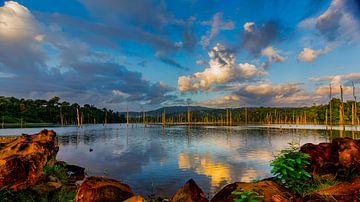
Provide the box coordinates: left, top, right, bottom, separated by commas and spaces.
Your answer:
0, 0, 360, 110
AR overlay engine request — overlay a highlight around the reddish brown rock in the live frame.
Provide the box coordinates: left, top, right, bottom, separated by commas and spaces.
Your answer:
124, 195, 145, 202
211, 179, 293, 202
332, 138, 360, 170
301, 137, 360, 175
171, 179, 208, 202
305, 176, 360, 201
74, 176, 134, 202
0, 129, 58, 190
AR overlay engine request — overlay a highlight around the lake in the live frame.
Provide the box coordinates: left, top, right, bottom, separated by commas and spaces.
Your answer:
0, 124, 359, 198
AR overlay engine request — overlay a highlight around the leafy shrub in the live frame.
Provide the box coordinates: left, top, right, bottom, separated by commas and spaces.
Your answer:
270, 142, 312, 195
232, 190, 263, 202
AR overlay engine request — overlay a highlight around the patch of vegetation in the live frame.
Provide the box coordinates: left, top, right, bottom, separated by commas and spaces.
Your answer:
270, 142, 312, 196
43, 163, 70, 181
0, 188, 40, 202
232, 190, 264, 202
303, 174, 339, 194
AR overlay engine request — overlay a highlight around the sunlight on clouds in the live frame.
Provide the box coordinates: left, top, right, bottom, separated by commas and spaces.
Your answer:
0, 1, 43, 41
178, 43, 265, 93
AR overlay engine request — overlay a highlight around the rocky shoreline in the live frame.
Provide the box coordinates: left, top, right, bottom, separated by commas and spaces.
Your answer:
1, 130, 360, 201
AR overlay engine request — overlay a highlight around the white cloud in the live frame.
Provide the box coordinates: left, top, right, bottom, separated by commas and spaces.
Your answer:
243, 22, 255, 32
298, 48, 322, 62
297, 46, 333, 62
178, 43, 266, 93
0, 1, 43, 41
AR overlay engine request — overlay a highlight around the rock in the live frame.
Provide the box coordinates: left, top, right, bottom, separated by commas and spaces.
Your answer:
124, 195, 146, 202
54, 161, 85, 182
300, 137, 360, 175
332, 138, 360, 170
305, 176, 360, 201
74, 176, 134, 202
300, 142, 337, 175
0, 129, 58, 190
171, 179, 208, 202
211, 179, 293, 202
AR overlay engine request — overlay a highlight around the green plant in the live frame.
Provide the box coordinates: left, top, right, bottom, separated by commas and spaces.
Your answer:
270, 142, 312, 195
43, 164, 69, 181
232, 190, 264, 202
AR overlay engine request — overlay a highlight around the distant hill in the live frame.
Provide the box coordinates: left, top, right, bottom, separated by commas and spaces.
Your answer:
121, 106, 213, 116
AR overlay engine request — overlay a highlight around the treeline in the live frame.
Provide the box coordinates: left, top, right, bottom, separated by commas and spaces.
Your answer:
0, 96, 126, 125
158, 98, 359, 125
0, 96, 359, 126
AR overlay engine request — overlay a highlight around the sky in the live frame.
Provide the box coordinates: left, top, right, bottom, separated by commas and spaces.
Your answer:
1, 0, 360, 111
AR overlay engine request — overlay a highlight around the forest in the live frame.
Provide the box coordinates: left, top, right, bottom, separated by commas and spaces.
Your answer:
0, 96, 359, 126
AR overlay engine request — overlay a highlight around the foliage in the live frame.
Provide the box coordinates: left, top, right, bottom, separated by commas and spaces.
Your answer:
232, 190, 264, 202
43, 163, 69, 181
0, 188, 39, 202
0, 96, 125, 125
270, 142, 312, 195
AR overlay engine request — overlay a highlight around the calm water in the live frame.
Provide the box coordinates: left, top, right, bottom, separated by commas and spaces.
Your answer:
1, 124, 359, 198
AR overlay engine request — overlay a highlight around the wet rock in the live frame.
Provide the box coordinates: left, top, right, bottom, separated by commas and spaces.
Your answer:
74, 176, 134, 202
305, 176, 360, 201
54, 161, 85, 182
300, 137, 360, 175
0, 129, 58, 190
211, 179, 293, 202
171, 179, 208, 202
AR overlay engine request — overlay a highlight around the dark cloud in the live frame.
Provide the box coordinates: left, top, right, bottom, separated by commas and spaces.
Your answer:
155, 52, 189, 71
241, 22, 278, 57
315, 0, 360, 43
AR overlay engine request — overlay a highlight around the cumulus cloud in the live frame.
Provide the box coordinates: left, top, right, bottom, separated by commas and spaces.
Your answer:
201, 12, 235, 48
178, 44, 266, 93
242, 22, 278, 57
0, 1, 46, 74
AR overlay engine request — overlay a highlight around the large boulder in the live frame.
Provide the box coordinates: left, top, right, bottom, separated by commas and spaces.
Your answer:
300, 137, 360, 175
211, 179, 293, 202
0, 129, 58, 190
74, 176, 134, 202
305, 176, 360, 201
171, 179, 208, 202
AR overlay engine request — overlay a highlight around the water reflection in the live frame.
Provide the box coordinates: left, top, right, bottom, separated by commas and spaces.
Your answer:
1, 124, 353, 198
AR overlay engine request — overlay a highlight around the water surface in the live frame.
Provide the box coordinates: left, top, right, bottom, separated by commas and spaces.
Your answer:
1, 124, 358, 198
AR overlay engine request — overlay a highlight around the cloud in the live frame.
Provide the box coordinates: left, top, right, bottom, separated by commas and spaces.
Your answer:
315, 0, 360, 42
198, 82, 319, 107
155, 52, 189, 71
261, 46, 285, 68
297, 48, 323, 62
310, 73, 360, 97
298, 0, 360, 58
243, 22, 255, 32
0, 1, 177, 111
0, 1, 46, 74
201, 12, 235, 48
178, 43, 266, 93
242, 22, 278, 57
